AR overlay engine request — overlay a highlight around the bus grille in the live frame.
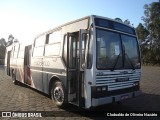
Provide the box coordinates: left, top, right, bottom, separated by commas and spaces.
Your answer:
96, 71, 141, 91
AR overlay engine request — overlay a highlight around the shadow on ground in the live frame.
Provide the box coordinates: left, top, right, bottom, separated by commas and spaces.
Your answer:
16, 81, 160, 118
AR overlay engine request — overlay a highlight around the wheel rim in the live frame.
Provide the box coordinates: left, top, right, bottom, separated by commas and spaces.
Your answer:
53, 86, 64, 103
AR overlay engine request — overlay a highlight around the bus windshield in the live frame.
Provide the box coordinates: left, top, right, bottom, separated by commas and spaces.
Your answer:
96, 29, 140, 70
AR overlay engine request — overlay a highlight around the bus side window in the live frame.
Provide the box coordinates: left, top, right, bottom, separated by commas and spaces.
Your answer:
87, 34, 93, 69
13, 44, 19, 58
49, 30, 61, 44
45, 34, 49, 44
68, 36, 76, 69
34, 35, 46, 47
62, 35, 67, 66
15, 44, 19, 51
81, 33, 87, 66
62, 35, 77, 68
45, 43, 60, 56
18, 51, 24, 58
33, 47, 44, 57
13, 51, 18, 58
18, 44, 24, 58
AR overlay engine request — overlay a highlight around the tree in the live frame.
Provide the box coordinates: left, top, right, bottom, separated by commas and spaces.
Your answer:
5, 34, 19, 47
14, 39, 19, 43
124, 19, 131, 25
142, 2, 160, 46
115, 18, 133, 26
136, 23, 149, 64
0, 34, 19, 65
136, 23, 149, 44
0, 38, 6, 64
6, 34, 14, 46
0, 38, 7, 46
141, 2, 160, 65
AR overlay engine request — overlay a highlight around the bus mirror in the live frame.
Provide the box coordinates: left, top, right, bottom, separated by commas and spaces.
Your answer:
82, 63, 85, 70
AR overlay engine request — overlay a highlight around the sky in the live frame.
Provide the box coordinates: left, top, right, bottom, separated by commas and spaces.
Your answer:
0, 0, 158, 43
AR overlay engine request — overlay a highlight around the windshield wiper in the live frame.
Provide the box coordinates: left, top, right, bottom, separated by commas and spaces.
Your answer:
125, 53, 135, 70
111, 54, 121, 71
122, 43, 135, 70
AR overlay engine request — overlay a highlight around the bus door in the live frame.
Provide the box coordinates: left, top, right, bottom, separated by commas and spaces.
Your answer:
79, 29, 88, 107
66, 30, 88, 107
7, 51, 11, 75
24, 45, 32, 85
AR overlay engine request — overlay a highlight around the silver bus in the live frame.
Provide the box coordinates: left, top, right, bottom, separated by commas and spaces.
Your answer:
5, 15, 141, 109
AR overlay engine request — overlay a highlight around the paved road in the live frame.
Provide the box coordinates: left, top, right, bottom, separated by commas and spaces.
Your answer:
0, 66, 160, 120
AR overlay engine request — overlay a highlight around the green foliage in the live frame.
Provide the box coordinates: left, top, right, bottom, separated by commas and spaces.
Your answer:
6, 34, 14, 47
124, 19, 131, 25
136, 23, 149, 64
136, 23, 149, 42
0, 46, 6, 59
0, 46, 6, 65
0, 38, 6, 63
0, 34, 19, 65
0, 38, 7, 46
136, 2, 160, 66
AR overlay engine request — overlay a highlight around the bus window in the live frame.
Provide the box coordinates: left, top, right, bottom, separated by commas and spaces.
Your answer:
33, 47, 44, 57
62, 35, 67, 66
62, 35, 77, 68
13, 51, 18, 58
81, 33, 87, 66
69, 36, 76, 69
35, 36, 46, 47
45, 43, 60, 56
15, 45, 19, 51
49, 31, 61, 44
87, 35, 93, 69
19, 44, 25, 50
18, 51, 24, 58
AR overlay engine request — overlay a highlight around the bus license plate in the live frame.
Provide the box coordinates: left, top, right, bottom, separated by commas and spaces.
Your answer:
121, 95, 129, 100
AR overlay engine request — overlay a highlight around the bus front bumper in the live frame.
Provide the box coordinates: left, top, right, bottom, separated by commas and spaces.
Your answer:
91, 91, 141, 107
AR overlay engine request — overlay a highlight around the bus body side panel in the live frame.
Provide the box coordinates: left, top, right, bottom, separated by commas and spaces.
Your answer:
16, 58, 24, 83
43, 57, 66, 94
30, 58, 43, 91
41, 18, 89, 95
24, 45, 32, 86
84, 31, 94, 108
10, 46, 16, 77
9, 55, 13, 77
61, 18, 89, 35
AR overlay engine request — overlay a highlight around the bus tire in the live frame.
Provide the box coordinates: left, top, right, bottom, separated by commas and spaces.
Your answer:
51, 81, 66, 108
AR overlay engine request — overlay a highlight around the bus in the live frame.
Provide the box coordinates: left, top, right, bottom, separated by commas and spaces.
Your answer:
5, 15, 141, 109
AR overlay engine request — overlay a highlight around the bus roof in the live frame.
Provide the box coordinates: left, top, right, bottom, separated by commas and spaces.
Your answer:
35, 15, 134, 39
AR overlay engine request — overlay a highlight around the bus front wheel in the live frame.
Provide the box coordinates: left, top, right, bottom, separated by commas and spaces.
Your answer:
51, 81, 66, 108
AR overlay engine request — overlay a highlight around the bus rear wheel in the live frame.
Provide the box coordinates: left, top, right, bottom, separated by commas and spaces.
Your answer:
51, 81, 66, 108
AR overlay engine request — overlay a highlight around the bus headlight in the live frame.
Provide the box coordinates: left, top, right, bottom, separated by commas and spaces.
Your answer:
91, 86, 108, 98
96, 86, 108, 92
133, 82, 139, 86
96, 87, 101, 92
102, 86, 107, 91
135, 82, 139, 86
